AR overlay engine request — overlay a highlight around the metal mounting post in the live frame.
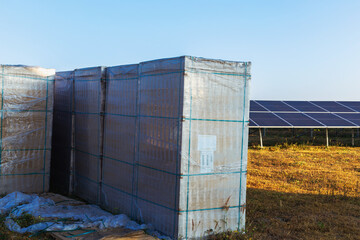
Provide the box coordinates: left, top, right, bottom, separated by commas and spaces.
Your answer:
352, 129, 355, 147
259, 128, 263, 148
326, 128, 329, 147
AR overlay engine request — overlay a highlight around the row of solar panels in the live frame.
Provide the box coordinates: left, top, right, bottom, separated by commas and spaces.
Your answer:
249, 101, 360, 128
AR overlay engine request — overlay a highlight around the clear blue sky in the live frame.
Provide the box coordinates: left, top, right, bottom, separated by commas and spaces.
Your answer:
1, 0, 359, 101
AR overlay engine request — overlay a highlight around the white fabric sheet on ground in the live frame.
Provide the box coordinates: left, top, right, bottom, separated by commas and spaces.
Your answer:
0, 192, 166, 238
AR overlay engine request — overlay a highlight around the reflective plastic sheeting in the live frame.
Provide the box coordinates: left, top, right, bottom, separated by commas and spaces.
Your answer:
101, 64, 139, 216
0, 65, 54, 194
73, 67, 106, 204
178, 57, 250, 238
99, 57, 251, 238
52, 56, 251, 239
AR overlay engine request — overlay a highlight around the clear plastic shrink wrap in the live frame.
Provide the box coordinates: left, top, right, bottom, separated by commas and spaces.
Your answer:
99, 57, 251, 239
101, 64, 139, 216
52, 56, 251, 239
0, 65, 55, 193
73, 67, 106, 204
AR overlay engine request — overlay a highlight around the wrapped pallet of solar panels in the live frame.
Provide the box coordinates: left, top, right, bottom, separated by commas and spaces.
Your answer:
50, 71, 74, 195
100, 56, 251, 239
73, 67, 106, 204
101, 64, 139, 215
0, 65, 55, 193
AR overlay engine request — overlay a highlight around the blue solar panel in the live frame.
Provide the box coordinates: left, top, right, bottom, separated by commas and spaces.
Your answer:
256, 101, 296, 112
250, 101, 267, 112
337, 102, 360, 112
310, 101, 355, 113
249, 119, 258, 127
336, 113, 360, 126
306, 113, 356, 126
249, 101, 360, 128
250, 112, 291, 127
276, 113, 324, 126
284, 101, 326, 112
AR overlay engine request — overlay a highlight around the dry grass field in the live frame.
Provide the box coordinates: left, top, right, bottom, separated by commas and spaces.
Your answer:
212, 145, 360, 240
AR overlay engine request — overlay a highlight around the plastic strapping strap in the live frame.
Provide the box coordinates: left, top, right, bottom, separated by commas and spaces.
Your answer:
65, 229, 96, 238
0, 73, 53, 81
185, 56, 195, 239
238, 62, 248, 230
30, 222, 57, 237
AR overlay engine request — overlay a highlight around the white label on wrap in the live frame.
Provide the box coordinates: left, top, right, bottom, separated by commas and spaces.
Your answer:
200, 151, 214, 173
198, 135, 216, 151
198, 135, 216, 173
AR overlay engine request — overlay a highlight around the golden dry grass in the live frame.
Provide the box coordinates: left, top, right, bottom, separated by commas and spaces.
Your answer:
247, 145, 359, 240
248, 145, 360, 197
211, 145, 360, 240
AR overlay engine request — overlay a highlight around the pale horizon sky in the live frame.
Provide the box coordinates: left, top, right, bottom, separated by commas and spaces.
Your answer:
0, 0, 359, 101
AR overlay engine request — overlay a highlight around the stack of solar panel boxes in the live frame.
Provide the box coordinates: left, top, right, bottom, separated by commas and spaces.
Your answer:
0, 65, 54, 194
101, 56, 251, 239
73, 67, 106, 204
51, 56, 251, 239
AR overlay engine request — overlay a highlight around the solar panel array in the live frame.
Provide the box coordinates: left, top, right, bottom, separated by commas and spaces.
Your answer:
250, 101, 360, 128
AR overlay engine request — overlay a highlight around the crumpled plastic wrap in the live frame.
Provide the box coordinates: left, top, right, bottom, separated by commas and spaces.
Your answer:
0, 192, 151, 235
0, 65, 54, 194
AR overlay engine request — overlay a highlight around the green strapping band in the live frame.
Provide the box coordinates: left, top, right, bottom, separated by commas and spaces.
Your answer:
76, 111, 250, 123
0, 109, 52, 113
75, 172, 99, 185
103, 154, 247, 176
74, 111, 99, 115
0, 73, 54, 81
90, 147, 248, 176
79, 70, 251, 82
74, 148, 101, 158
184, 118, 249, 123
103, 181, 246, 214
2, 148, 51, 151
109, 70, 251, 80
179, 205, 245, 213
185, 66, 193, 239
238, 62, 248, 230
0, 172, 48, 176
65, 230, 96, 238
106, 76, 138, 81
103, 155, 133, 166
187, 69, 251, 77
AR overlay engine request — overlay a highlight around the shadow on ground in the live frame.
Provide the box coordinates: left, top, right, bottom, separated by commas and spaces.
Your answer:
243, 188, 360, 240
